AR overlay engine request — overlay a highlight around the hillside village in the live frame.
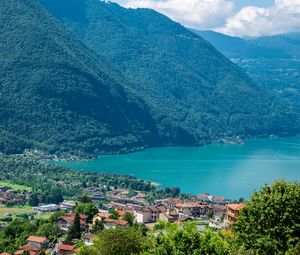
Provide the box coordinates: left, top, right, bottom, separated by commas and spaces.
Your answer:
0, 180, 244, 255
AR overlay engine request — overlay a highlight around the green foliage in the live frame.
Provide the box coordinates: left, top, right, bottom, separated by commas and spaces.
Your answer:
0, 0, 159, 157
0, 219, 59, 253
75, 203, 98, 223
233, 180, 300, 255
122, 212, 135, 226
0, 154, 156, 202
194, 30, 300, 112
40, 0, 300, 148
66, 212, 81, 242
108, 210, 120, 220
92, 219, 104, 234
79, 227, 149, 255
145, 222, 232, 255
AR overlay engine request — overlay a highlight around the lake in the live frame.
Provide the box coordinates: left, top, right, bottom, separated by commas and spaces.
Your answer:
54, 137, 300, 199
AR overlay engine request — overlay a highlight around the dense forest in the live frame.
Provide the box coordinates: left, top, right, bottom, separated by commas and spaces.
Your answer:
194, 30, 300, 112
0, 0, 299, 158
40, 0, 300, 147
0, 0, 160, 157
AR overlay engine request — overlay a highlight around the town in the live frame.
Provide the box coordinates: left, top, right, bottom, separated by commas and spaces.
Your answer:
0, 180, 244, 255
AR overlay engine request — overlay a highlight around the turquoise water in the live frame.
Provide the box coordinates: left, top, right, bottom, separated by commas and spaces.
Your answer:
55, 137, 300, 199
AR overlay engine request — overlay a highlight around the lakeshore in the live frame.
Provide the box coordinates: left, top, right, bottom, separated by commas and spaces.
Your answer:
54, 136, 300, 199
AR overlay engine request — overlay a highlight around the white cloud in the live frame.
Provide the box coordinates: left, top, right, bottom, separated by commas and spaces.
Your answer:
217, 0, 300, 37
117, 0, 235, 29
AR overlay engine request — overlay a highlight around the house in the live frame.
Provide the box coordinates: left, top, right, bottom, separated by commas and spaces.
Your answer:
159, 211, 179, 223
134, 205, 167, 224
175, 202, 211, 217
57, 242, 77, 255
83, 233, 96, 246
0, 252, 11, 255
57, 213, 88, 232
102, 218, 129, 228
226, 204, 245, 223
27, 236, 49, 249
14, 244, 39, 255
59, 201, 76, 211
93, 211, 110, 225
158, 198, 183, 210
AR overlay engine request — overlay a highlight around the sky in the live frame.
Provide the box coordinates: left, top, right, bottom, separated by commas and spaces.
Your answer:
111, 0, 300, 37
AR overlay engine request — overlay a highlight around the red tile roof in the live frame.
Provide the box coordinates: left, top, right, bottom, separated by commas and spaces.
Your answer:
103, 218, 128, 226
14, 251, 23, 255
60, 213, 87, 225
84, 233, 96, 240
27, 236, 48, 244
227, 203, 245, 211
59, 243, 76, 252
21, 244, 39, 252
116, 210, 132, 217
0, 252, 11, 255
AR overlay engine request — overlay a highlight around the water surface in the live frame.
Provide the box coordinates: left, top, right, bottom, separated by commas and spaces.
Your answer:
55, 137, 300, 199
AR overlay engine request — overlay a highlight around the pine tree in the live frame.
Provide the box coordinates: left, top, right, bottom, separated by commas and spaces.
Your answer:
66, 212, 81, 241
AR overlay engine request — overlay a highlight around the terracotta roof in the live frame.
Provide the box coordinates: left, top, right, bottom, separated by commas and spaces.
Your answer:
103, 218, 128, 226
21, 244, 39, 252
176, 202, 206, 208
27, 236, 48, 243
59, 243, 76, 252
116, 210, 132, 217
14, 251, 24, 255
110, 202, 126, 207
165, 198, 183, 205
84, 233, 96, 240
60, 213, 87, 224
227, 204, 245, 211
0, 252, 11, 255
148, 206, 161, 212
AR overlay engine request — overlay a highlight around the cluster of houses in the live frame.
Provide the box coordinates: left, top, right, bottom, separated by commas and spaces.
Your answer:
0, 187, 29, 207
0, 235, 78, 255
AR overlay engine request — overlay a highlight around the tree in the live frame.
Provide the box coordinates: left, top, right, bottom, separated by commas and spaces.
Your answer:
80, 194, 92, 203
66, 212, 81, 241
145, 222, 231, 255
122, 212, 134, 226
206, 208, 214, 219
233, 180, 300, 255
79, 227, 148, 255
108, 210, 119, 220
28, 193, 39, 206
37, 223, 60, 241
92, 219, 104, 234
75, 203, 98, 223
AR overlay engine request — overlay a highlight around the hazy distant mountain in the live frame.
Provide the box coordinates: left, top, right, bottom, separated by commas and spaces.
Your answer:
0, 0, 160, 156
40, 0, 299, 144
192, 30, 300, 59
193, 30, 300, 111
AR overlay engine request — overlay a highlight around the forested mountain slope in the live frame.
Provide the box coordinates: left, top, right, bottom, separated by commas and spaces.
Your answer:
193, 30, 300, 111
0, 0, 160, 157
40, 0, 300, 145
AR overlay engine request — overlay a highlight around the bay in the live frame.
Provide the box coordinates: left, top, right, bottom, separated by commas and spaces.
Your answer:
54, 137, 300, 199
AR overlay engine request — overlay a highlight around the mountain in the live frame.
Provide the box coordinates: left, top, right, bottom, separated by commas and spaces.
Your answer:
0, 0, 160, 157
40, 0, 299, 145
193, 30, 300, 59
193, 30, 300, 111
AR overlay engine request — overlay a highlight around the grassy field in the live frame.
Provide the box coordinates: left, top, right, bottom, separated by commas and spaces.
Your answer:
0, 205, 35, 218
0, 181, 32, 191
